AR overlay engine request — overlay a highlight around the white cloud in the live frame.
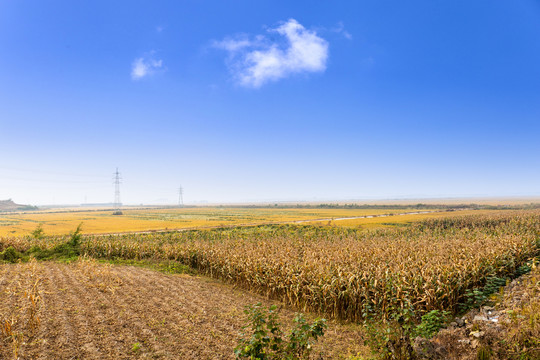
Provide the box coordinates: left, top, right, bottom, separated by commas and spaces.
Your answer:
213, 36, 253, 52
214, 19, 329, 88
131, 53, 163, 80
332, 22, 352, 40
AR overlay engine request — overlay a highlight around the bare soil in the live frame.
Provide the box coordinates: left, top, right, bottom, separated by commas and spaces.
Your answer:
0, 260, 366, 359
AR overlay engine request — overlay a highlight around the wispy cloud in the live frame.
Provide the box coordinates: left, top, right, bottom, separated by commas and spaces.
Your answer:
213, 19, 329, 88
213, 35, 253, 52
131, 52, 163, 80
332, 22, 352, 40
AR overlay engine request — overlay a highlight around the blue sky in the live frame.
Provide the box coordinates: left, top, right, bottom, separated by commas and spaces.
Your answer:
1, 1, 539, 205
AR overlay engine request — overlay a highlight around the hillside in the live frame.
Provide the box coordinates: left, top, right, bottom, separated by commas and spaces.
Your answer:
0, 199, 38, 212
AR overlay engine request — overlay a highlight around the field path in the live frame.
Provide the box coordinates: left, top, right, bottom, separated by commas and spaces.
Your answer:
0, 261, 366, 359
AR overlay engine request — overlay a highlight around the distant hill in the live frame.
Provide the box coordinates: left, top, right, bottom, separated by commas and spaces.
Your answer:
0, 199, 38, 212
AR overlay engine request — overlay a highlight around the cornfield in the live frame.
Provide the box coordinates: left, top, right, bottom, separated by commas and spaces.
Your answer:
2, 211, 539, 322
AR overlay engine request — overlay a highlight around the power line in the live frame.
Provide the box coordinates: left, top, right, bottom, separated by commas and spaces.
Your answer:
0, 166, 109, 179
0, 176, 108, 184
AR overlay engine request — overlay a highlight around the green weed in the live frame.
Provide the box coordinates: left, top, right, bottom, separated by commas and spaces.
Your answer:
234, 303, 327, 360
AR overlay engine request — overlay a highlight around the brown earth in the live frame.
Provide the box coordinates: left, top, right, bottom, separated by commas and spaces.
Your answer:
0, 259, 367, 359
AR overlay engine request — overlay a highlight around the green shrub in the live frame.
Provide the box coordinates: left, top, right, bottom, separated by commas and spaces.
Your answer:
415, 310, 450, 339
364, 308, 449, 359
459, 276, 507, 312
28, 223, 83, 261
31, 224, 45, 239
234, 303, 326, 360
0, 246, 24, 263
363, 307, 416, 360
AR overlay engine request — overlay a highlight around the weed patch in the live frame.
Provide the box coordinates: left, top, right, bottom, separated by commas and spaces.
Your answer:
0, 246, 24, 263
234, 303, 327, 360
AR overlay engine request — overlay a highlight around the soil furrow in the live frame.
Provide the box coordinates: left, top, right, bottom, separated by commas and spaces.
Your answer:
36, 263, 80, 360
73, 263, 174, 359
0, 261, 366, 359
57, 263, 118, 359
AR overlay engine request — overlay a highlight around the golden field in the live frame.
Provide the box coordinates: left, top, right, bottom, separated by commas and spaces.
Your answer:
318, 209, 500, 228
2, 209, 539, 359
0, 206, 450, 236
2, 210, 538, 323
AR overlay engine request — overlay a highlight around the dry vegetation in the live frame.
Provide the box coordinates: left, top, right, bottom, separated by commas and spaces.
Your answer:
0, 259, 42, 359
0, 260, 366, 359
1, 209, 539, 359
3, 211, 539, 321
75, 211, 539, 322
499, 262, 540, 358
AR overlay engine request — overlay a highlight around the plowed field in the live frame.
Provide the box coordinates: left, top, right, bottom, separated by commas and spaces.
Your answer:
0, 260, 366, 359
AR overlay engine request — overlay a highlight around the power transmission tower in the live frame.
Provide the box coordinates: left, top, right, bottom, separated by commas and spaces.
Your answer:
113, 168, 123, 215
178, 186, 184, 207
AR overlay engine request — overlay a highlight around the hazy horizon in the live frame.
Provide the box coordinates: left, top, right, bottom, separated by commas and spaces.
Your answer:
2, 1, 539, 205
4, 194, 540, 208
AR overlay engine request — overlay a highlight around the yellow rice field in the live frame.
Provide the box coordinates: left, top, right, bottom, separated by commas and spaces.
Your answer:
317, 209, 499, 228
0, 207, 453, 236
